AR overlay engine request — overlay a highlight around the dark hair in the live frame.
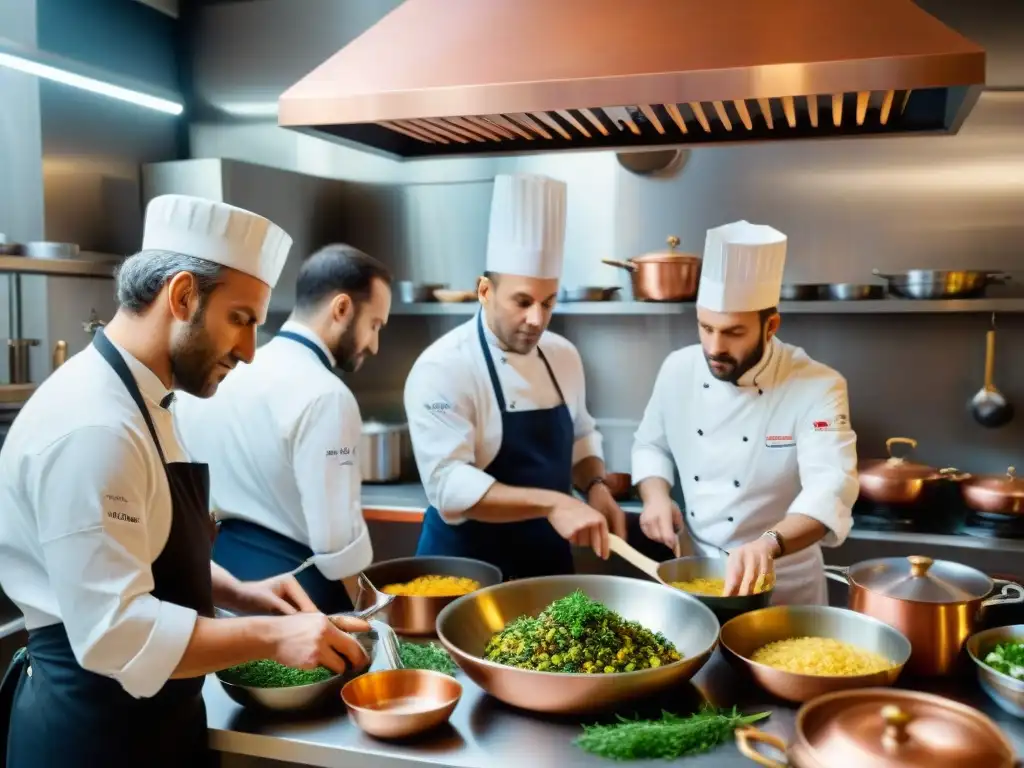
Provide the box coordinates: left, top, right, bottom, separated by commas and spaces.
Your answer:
294, 244, 393, 313
115, 249, 221, 313
759, 306, 778, 324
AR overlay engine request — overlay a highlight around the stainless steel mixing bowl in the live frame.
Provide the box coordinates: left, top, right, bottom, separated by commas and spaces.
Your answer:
435, 574, 720, 714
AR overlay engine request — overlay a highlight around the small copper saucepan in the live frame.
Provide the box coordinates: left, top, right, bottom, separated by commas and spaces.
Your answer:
857, 436, 963, 505
601, 235, 702, 302
959, 466, 1024, 516
735, 688, 1015, 768
825, 555, 1024, 676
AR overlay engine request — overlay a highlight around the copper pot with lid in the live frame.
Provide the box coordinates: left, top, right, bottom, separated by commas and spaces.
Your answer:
960, 466, 1024, 516
736, 688, 1015, 768
601, 235, 702, 302
857, 437, 962, 505
825, 555, 1024, 676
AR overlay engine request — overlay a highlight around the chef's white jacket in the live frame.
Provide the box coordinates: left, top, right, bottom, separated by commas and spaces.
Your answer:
404, 315, 604, 523
631, 337, 858, 605
0, 339, 197, 699
172, 320, 372, 580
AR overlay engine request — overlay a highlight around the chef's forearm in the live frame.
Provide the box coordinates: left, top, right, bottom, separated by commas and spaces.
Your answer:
465, 483, 567, 523
170, 616, 278, 679
210, 562, 246, 609
571, 456, 605, 492
771, 513, 828, 556
638, 477, 673, 503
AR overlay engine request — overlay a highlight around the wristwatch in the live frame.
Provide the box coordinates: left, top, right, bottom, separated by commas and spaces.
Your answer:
760, 529, 785, 558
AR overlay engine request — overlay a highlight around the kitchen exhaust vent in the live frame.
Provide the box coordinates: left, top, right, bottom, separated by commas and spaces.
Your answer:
278, 0, 986, 161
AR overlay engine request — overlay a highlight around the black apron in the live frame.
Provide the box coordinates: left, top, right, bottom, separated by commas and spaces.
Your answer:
415, 313, 576, 580
2, 330, 215, 768
211, 330, 354, 615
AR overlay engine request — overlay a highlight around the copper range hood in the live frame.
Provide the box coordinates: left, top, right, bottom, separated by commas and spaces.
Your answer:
278, 0, 986, 161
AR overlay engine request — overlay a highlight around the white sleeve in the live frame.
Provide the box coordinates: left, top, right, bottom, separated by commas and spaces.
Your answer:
631, 359, 677, 485
30, 426, 198, 699
565, 345, 604, 466
292, 391, 372, 580
788, 376, 859, 547
404, 356, 495, 523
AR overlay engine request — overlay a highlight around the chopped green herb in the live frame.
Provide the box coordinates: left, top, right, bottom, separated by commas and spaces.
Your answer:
984, 641, 1024, 680
219, 659, 334, 688
398, 640, 458, 676
574, 705, 770, 760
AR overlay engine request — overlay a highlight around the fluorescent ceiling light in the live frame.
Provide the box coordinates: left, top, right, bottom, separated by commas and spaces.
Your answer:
0, 51, 183, 115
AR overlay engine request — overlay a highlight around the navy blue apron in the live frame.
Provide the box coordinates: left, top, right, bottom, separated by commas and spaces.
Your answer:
2, 329, 215, 768
211, 330, 354, 615
415, 313, 575, 580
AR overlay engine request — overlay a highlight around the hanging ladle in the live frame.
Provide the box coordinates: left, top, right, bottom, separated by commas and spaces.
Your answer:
969, 313, 1014, 428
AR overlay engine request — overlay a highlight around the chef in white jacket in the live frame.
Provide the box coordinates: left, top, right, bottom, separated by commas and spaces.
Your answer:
173, 244, 393, 615
405, 173, 625, 580
632, 220, 859, 605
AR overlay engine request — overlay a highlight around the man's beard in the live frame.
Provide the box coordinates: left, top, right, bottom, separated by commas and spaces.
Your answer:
494, 318, 542, 355
331, 323, 364, 373
704, 335, 767, 385
170, 313, 222, 397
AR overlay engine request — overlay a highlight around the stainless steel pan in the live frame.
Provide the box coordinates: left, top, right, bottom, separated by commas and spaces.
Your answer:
872, 269, 1009, 300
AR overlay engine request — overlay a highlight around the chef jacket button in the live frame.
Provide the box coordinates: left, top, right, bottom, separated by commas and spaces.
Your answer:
703, 383, 709, 389
742, 436, 749, 442
733, 480, 740, 488
694, 475, 699, 481
758, 388, 764, 396
697, 429, 704, 436
689, 511, 695, 518
728, 516, 734, 522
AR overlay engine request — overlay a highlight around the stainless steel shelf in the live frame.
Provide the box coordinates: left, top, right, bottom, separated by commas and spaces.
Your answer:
0, 253, 119, 279
390, 298, 1024, 316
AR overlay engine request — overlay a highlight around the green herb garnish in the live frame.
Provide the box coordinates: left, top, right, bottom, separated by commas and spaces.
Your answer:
219, 659, 334, 688
575, 705, 770, 760
398, 640, 458, 676
984, 641, 1024, 680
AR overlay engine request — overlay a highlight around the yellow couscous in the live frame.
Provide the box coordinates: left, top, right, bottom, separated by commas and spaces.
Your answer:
670, 575, 771, 596
749, 637, 896, 676
381, 574, 480, 597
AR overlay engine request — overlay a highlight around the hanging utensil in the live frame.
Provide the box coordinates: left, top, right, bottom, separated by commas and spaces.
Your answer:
969, 314, 1014, 428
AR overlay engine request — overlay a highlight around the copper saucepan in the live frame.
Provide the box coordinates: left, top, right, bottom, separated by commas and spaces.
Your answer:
959, 466, 1024, 515
735, 688, 1016, 768
601, 235, 702, 302
856, 436, 963, 505
825, 555, 1024, 676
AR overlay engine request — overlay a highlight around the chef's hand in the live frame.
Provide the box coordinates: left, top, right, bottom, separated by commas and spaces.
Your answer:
639, 497, 682, 557
586, 481, 628, 540
548, 497, 610, 559
233, 574, 319, 615
723, 537, 777, 597
270, 613, 371, 675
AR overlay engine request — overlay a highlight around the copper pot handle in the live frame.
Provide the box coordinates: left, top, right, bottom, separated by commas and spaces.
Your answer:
983, 581, 1024, 609
601, 258, 637, 273
885, 436, 918, 459
823, 565, 851, 585
735, 727, 787, 768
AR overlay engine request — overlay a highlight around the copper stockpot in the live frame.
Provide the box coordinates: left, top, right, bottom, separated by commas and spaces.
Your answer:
825, 555, 1024, 677
360, 556, 502, 636
601, 235, 702, 302
735, 688, 1015, 768
857, 436, 961, 505
959, 466, 1024, 515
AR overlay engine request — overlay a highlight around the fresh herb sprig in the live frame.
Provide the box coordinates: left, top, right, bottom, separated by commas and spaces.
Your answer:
219, 659, 334, 688
575, 705, 770, 760
398, 640, 458, 676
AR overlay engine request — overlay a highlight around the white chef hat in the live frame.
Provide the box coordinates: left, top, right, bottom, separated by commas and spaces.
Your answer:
485, 173, 567, 280
697, 220, 788, 312
141, 194, 293, 288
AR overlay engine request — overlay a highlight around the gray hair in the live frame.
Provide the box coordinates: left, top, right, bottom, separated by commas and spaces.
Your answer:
115, 249, 222, 312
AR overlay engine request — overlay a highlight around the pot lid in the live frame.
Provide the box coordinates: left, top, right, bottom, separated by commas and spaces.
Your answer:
849, 555, 992, 602
798, 689, 1014, 768
857, 437, 944, 481
964, 466, 1024, 497
633, 236, 700, 263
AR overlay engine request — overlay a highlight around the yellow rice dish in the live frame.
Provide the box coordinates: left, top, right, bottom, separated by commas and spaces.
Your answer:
750, 637, 896, 676
670, 575, 771, 596
381, 574, 481, 597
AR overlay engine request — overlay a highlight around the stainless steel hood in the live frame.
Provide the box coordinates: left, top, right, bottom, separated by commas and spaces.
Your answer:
278, 0, 986, 161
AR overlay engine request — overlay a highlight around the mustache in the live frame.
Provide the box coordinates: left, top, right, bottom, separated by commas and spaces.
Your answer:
706, 353, 737, 365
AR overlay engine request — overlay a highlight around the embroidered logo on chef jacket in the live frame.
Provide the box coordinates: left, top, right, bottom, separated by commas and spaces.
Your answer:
325, 447, 353, 457
812, 415, 848, 432
765, 434, 796, 449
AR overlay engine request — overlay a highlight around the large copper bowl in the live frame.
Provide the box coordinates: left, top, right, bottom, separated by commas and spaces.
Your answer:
435, 574, 720, 714
363, 556, 502, 636
720, 605, 911, 703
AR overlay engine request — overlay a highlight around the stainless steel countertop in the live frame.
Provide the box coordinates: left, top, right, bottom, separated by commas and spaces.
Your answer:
205, 642, 1024, 768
